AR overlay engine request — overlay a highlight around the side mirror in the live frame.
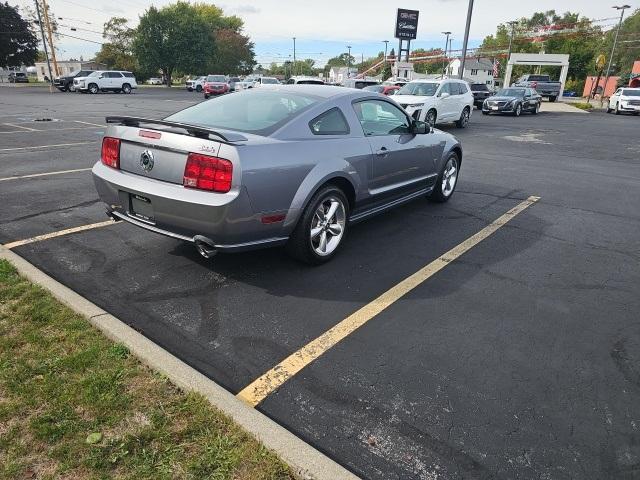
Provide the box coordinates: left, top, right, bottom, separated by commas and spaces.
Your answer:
412, 120, 429, 134
440, 92, 450, 99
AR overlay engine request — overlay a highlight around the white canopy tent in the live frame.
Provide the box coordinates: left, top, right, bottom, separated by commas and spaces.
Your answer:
504, 53, 570, 97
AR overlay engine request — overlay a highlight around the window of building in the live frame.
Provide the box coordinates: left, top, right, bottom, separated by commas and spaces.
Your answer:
470, 69, 478, 75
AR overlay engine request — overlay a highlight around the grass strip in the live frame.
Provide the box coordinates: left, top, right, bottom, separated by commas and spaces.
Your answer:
0, 259, 294, 480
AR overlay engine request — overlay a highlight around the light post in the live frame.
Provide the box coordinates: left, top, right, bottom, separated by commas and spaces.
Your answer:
459, 0, 474, 79
292, 37, 296, 77
601, 4, 630, 106
347, 45, 352, 78
503, 20, 518, 87
441, 31, 451, 77
383, 40, 389, 79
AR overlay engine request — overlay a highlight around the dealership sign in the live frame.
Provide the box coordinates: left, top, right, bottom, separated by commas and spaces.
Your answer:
395, 8, 419, 40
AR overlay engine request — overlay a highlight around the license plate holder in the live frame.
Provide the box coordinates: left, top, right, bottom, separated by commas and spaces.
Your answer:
129, 194, 154, 223
491, 106, 499, 110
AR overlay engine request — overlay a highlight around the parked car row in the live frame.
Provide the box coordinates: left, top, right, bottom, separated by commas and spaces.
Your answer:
53, 70, 137, 94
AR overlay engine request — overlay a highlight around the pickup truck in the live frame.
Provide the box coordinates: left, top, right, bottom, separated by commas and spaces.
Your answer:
512, 74, 561, 102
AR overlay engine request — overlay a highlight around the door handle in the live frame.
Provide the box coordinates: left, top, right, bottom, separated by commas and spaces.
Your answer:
375, 147, 388, 156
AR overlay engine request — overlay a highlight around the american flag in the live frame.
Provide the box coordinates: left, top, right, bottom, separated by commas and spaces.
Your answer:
492, 59, 500, 77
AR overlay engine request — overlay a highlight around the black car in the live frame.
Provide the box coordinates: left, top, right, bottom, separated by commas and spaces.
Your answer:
482, 87, 542, 116
470, 82, 493, 108
8, 72, 29, 83
53, 70, 94, 92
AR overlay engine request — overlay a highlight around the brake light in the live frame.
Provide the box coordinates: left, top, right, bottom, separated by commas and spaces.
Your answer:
101, 137, 120, 169
183, 153, 233, 192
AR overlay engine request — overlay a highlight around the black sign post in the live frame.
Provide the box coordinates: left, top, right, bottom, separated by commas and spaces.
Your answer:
394, 8, 419, 69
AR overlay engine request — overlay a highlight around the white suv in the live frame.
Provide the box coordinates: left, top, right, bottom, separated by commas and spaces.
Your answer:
186, 76, 206, 92
607, 87, 640, 115
393, 79, 474, 128
74, 70, 137, 94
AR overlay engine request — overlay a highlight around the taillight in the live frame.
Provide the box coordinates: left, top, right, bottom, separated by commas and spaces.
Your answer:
101, 137, 120, 169
183, 153, 233, 193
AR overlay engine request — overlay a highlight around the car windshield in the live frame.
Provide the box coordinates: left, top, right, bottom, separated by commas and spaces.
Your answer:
165, 90, 320, 136
497, 88, 525, 97
397, 82, 439, 96
261, 78, 279, 84
622, 89, 640, 96
363, 85, 385, 93
229, 77, 240, 82
470, 84, 489, 91
206, 75, 226, 83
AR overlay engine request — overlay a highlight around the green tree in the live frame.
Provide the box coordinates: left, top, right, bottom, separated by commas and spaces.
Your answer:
95, 17, 140, 76
211, 28, 255, 74
0, 2, 38, 68
602, 8, 640, 76
411, 48, 446, 74
133, 2, 211, 86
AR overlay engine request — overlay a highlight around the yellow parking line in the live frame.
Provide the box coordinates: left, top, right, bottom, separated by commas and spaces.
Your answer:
236, 196, 541, 407
74, 120, 104, 127
3, 220, 116, 249
0, 168, 92, 182
0, 141, 95, 152
3, 122, 39, 132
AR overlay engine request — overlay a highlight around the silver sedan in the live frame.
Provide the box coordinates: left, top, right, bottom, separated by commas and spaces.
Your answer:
93, 85, 462, 264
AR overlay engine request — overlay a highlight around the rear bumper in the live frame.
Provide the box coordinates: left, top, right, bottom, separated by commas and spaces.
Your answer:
92, 162, 290, 252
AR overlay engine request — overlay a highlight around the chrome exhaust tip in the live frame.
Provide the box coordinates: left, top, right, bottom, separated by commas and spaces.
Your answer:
193, 235, 217, 259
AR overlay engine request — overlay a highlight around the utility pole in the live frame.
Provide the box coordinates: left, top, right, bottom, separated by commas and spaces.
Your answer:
383, 40, 389, 80
292, 37, 296, 77
459, 0, 474, 79
347, 45, 352, 78
40, 0, 59, 77
441, 31, 451, 77
601, 4, 630, 106
503, 21, 518, 86
33, 0, 53, 90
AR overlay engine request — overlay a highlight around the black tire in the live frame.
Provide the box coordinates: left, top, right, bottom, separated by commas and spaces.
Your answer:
429, 151, 460, 203
204, 93, 209, 99
513, 103, 522, 117
122, 83, 132, 94
548, 96, 557, 103
426, 109, 437, 127
531, 102, 540, 115
88, 83, 98, 94
286, 185, 349, 265
196, 85, 202, 92
57, 87, 67, 92
455, 107, 470, 128
615, 103, 620, 115
482, 110, 489, 115
187, 87, 193, 92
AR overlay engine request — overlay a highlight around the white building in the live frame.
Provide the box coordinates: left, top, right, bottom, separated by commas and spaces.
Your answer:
328, 66, 358, 85
33, 60, 106, 81
446, 57, 495, 87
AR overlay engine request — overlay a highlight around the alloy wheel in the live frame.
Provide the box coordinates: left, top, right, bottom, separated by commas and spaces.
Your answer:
441, 157, 458, 197
310, 197, 346, 257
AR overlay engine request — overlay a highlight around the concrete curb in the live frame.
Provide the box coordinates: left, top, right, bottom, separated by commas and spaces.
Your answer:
0, 245, 360, 480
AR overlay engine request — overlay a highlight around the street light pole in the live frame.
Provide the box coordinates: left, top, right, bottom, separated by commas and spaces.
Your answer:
347, 45, 352, 78
601, 4, 630, 106
292, 37, 296, 77
383, 40, 389, 80
503, 20, 518, 87
459, 0, 474, 79
441, 31, 451, 77
33, 0, 53, 89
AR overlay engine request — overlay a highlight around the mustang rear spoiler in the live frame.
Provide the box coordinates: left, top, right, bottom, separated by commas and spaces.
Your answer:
105, 116, 247, 144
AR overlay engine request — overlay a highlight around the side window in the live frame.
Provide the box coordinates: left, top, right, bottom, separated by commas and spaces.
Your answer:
458, 82, 468, 94
122, 72, 135, 78
353, 100, 411, 136
286, 78, 295, 84
449, 83, 460, 95
439, 83, 451, 96
309, 108, 350, 135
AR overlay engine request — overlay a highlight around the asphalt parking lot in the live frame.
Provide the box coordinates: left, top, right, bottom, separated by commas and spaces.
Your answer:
2, 86, 640, 480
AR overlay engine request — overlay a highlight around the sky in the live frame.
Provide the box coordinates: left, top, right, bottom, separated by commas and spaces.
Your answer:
15, 0, 629, 67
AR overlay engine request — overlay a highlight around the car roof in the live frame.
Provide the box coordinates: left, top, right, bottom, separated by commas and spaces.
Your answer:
258, 84, 356, 99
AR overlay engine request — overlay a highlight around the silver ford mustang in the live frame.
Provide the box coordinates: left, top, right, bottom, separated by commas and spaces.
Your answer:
92, 85, 462, 264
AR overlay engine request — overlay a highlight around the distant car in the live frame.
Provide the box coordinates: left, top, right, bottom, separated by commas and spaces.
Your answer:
286, 76, 325, 85
512, 74, 561, 102
186, 76, 206, 92
343, 79, 379, 89
469, 83, 493, 108
147, 77, 163, 85
228, 76, 241, 91
8, 72, 29, 83
393, 79, 474, 127
482, 87, 541, 116
203, 75, 229, 98
383, 79, 408, 88
92, 86, 462, 264
74, 70, 137, 94
362, 84, 400, 96
253, 77, 280, 87
607, 87, 640, 115
54, 70, 93, 91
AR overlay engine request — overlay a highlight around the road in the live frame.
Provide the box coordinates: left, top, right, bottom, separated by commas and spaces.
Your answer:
1, 86, 639, 479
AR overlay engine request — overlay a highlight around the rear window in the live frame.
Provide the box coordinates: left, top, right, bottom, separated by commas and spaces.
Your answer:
527, 75, 550, 81
165, 90, 320, 136
354, 81, 378, 89
470, 83, 489, 91
309, 108, 350, 135
297, 80, 324, 85
13, 72, 26, 77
